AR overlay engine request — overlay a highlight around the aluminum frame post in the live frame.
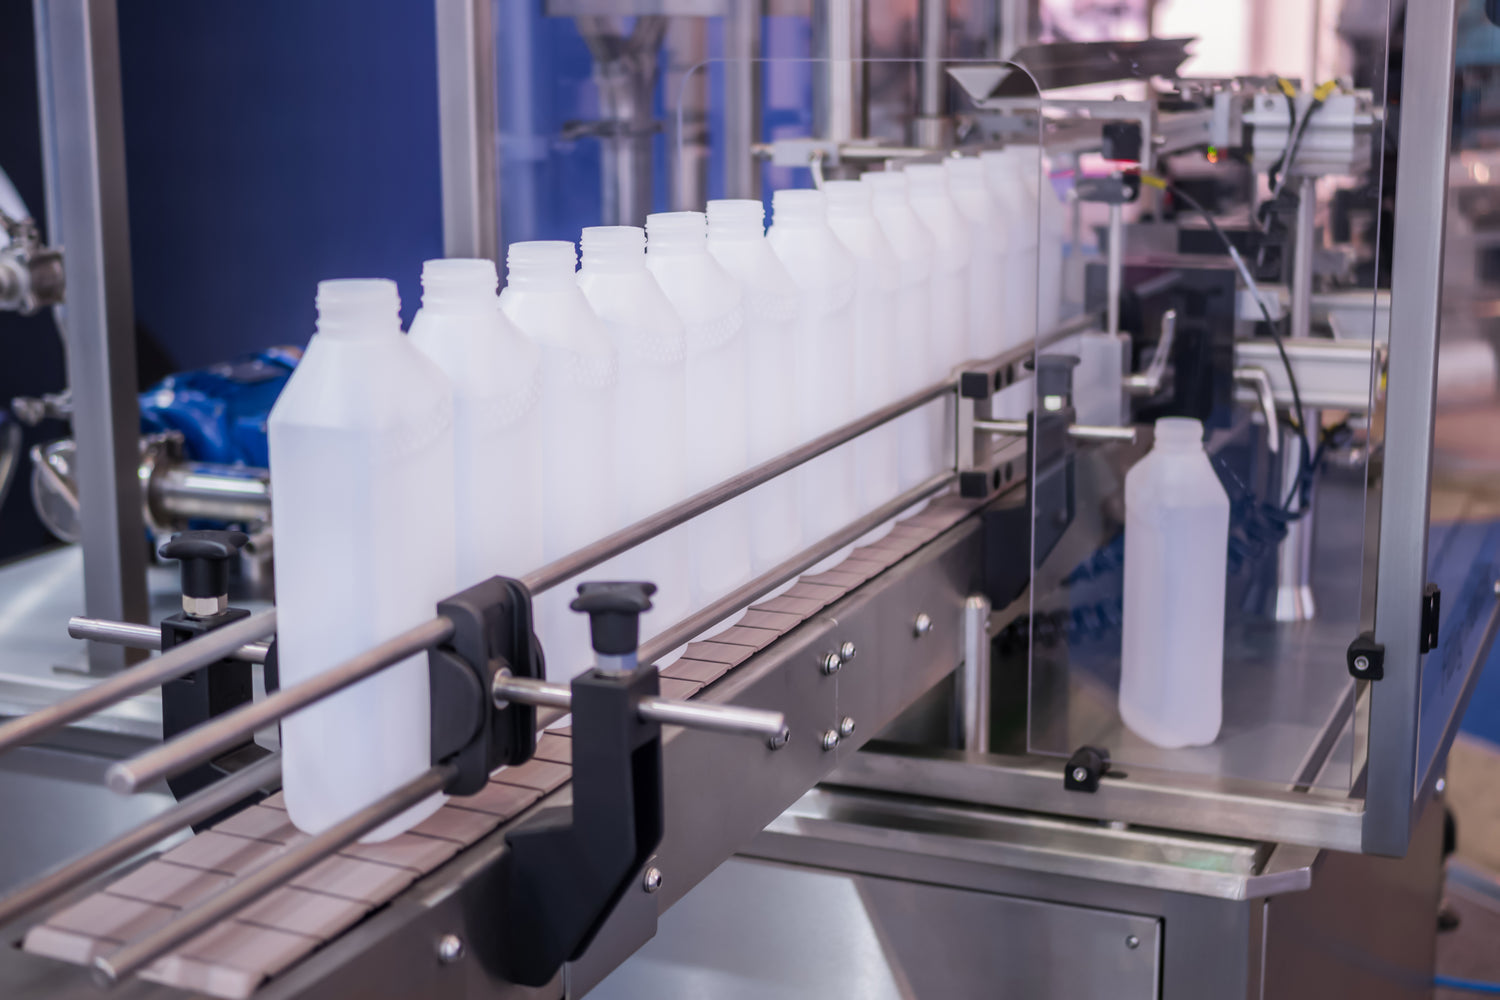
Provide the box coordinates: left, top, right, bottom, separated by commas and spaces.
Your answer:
435, 0, 500, 261
34, 0, 147, 673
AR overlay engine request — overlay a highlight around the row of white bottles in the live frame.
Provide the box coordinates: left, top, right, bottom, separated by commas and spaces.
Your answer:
266, 150, 1061, 841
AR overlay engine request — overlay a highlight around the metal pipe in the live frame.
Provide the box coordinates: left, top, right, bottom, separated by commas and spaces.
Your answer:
492, 674, 788, 744
960, 594, 992, 753
1290, 175, 1316, 342
1106, 200, 1123, 338
66, 616, 271, 664
974, 419, 1138, 443
914, 0, 950, 147
522, 377, 956, 597
0, 754, 281, 928
106, 616, 454, 795
639, 470, 958, 662
722, 0, 761, 199
94, 764, 455, 986
0, 608, 277, 757
435, 0, 499, 261
812, 0, 864, 150
150, 463, 270, 523
1274, 406, 1318, 622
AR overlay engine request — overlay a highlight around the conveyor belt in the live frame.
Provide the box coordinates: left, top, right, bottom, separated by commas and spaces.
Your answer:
22, 494, 978, 998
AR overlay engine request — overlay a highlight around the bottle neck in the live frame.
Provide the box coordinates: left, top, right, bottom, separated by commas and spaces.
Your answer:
772, 190, 827, 230
420, 258, 499, 315
822, 180, 871, 220
1153, 417, 1205, 452
506, 241, 578, 290
315, 278, 402, 339
580, 226, 647, 273
646, 211, 708, 257
706, 199, 765, 242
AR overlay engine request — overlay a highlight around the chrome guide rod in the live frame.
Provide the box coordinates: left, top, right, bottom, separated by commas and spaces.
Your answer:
94, 764, 455, 986
974, 419, 1138, 443
67, 616, 271, 664
0, 754, 282, 928
640, 470, 958, 661
106, 616, 455, 795
0, 608, 278, 756
492, 674, 788, 744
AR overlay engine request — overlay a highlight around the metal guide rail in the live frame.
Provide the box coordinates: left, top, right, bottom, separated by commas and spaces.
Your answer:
0, 321, 1095, 998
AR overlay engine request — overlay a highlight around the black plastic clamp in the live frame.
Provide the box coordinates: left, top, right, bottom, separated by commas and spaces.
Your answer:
1348, 630, 1385, 681
1064, 745, 1111, 792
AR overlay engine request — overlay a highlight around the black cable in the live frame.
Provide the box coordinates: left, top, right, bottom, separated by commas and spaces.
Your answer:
1157, 179, 1316, 516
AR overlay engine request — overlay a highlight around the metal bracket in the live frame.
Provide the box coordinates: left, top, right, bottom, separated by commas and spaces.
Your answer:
1347, 630, 1385, 681
1420, 583, 1442, 655
496, 666, 664, 987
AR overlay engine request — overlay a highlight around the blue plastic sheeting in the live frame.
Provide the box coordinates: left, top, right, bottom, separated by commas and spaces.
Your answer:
138, 348, 298, 468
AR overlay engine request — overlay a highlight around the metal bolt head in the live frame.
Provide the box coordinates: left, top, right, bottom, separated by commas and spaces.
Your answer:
913, 613, 934, 638
839, 640, 857, 662
437, 934, 464, 964
839, 716, 856, 738
1071, 766, 1089, 783
819, 651, 843, 675
1353, 654, 1369, 672
1126, 935, 1140, 950
643, 866, 663, 894
767, 726, 791, 751
821, 729, 841, 752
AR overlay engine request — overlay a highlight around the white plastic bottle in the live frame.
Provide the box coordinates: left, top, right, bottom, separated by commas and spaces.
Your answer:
1119, 417, 1230, 749
706, 198, 805, 573
979, 149, 1038, 345
903, 162, 971, 377
408, 258, 545, 588
268, 278, 454, 840
865, 171, 942, 491
1058, 330, 1129, 427
766, 188, 859, 547
499, 241, 620, 681
944, 157, 1009, 360
645, 211, 753, 607
823, 179, 901, 515
575, 226, 693, 637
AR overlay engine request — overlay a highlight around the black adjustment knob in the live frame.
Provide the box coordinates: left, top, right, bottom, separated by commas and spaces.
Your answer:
570, 582, 656, 656
158, 530, 248, 609
1035, 353, 1081, 401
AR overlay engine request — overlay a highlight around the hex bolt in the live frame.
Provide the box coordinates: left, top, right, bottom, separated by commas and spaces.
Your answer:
839, 640, 857, 662
1353, 655, 1369, 672
838, 716, 856, 739
437, 934, 464, 965
1126, 935, 1140, 950
821, 729, 840, 752
1071, 766, 1089, 784
819, 651, 843, 675
643, 866, 663, 894
913, 613, 934, 638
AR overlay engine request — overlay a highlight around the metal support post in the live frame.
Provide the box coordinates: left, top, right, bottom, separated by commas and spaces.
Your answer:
723, 0, 761, 199
1290, 175, 1316, 342
1106, 201, 1123, 338
666, 17, 709, 211
914, 0, 949, 148
1274, 408, 1318, 622
34, 0, 148, 672
435, 0, 499, 261
960, 594, 992, 753
811, 0, 864, 167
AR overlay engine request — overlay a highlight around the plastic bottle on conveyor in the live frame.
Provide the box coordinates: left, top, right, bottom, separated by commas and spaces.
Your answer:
980, 148, 1042, 419
645, 211, 754, 611
766, 188, 860, 558
267, 278, 454, 840
823, 180, 902, 519
864, 170, 942, 492
944, 156, 1009, 361
408, 257, 545, 587
1119, 417, 1230, 749
575, 225, 693, 648
902, 162, 971, 379
706, 198, 805, 574
500, 240, 621, 682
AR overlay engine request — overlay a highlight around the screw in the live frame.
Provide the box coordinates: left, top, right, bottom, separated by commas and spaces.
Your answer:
821, 729, 841, 752
819, 651, 842, 675
839, 640, 857, 662
1071, 766, 1090, 784
1353, 654, 1369, 672
437, 934, 464, 964
643, 867, 663, 894
1126, 935, 1140, 950
839, 716, 856, 738
767, 727, 791, 751
913, 613, 934, 637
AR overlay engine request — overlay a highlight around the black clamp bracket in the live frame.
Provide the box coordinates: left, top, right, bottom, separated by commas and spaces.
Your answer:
1348, 630, 1385, 681
157, 530, 271, 806
1064, 745, 1112, 792
492, 581, 664, 988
